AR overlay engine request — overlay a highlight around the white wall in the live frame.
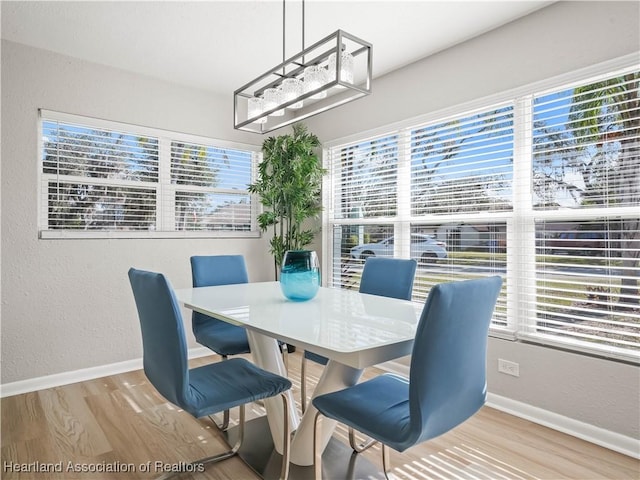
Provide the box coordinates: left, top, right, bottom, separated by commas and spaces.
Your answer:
306, 1, 640, 442
1, 0, 638, 445
0, 40, 274, 384
307, 1, 640, 141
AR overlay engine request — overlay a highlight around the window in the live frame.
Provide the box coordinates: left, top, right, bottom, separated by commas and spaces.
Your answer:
324, 64, 639, 362
330, 133, 399, 221
171, 141, 254, 232
530, 72, 640, 358
39, 111, 260, 238
411, 106, 514, 216
327, 106, 512, 333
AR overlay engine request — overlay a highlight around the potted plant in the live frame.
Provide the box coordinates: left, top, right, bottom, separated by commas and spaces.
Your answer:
248, 123, 326, 279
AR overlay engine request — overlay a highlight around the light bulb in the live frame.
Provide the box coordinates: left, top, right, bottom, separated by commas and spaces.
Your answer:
328, 50, 354, 87
263, 87, 284, 116
304, 65, 328, 99
247, 96, 267, 124
281, 78, 304, 109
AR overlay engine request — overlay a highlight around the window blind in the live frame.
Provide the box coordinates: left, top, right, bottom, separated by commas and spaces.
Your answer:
40, 111, 260, 237
170, 141, 254, 231
326, 107, 513, 332
330, 133, 399, 220
324, 64, 639, 360
411, 106, 514, 215
42, 119, 159, 231
532, 73, 639, 210
407, 108, 513, 327
533, 219, 639, 356
529, 71, 640, 357
326, 133, 399, 290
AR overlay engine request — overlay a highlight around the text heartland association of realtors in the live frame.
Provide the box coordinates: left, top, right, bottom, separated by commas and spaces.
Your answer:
3, 460, 205, 474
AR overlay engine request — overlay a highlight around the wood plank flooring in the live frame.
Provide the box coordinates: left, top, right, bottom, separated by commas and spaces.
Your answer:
2, 353, 638, 480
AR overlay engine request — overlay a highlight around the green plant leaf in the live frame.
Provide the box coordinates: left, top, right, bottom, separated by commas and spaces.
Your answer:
247, 123, 326, 277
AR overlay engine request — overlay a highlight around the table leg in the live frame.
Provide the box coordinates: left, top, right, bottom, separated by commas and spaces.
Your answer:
246, 331, 300, 455
290, 360, 363, 467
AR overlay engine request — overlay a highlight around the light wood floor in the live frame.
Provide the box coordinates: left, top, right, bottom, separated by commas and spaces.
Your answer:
2, 352, 638, 480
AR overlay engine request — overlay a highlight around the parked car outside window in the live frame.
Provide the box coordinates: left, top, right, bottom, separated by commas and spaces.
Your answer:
350, 234, 447, 263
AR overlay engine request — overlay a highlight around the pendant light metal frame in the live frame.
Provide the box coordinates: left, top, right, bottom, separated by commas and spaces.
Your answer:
234, 28, 372, 134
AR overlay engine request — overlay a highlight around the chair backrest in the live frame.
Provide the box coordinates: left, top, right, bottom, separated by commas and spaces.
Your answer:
190, 255, 249, 328
408, 276, 503, 445
190, 255, 249, 287
359, 257, 417, 300
128, 268, 190, 408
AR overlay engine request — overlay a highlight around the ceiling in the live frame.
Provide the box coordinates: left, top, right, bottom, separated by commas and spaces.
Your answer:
1, 1, 554, 96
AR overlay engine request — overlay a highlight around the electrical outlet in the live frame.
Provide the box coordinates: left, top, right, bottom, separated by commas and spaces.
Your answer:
498, 359, 520, 377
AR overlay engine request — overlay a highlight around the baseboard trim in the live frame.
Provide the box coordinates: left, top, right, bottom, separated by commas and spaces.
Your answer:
486, 393, 640, 459
380, 360, 639, 460
0, 347, 213, 398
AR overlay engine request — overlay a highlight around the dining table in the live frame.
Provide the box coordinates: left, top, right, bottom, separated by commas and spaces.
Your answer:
174, 281, 422, 479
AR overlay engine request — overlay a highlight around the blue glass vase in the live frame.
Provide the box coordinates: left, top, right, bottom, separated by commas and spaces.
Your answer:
280, 250, 320, 301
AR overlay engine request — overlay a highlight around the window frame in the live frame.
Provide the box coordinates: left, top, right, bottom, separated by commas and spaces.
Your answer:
38, 110, 261, 239
322, 54, 639, 362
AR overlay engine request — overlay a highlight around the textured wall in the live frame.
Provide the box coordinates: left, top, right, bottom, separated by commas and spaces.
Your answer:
487, 339, 640, 440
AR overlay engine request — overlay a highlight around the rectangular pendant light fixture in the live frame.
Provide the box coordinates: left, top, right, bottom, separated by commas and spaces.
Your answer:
234, 29, 372, 134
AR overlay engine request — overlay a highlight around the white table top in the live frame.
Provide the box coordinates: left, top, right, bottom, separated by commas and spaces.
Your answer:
175, 281, 423, 369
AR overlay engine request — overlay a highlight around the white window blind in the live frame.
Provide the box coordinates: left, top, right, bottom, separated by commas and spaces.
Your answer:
326, 107, 513, 333
330, 224, 395, 290
327, 133, 399, 290
409, 222, 509, 329
324, 64, 639, 361
529, 71, 639, 358
39, 111, 260, 238
411, 106, 514, 215
42, 119, 159, 231
408, 107, 513, 328
171, 142, 254, 232
331, 133, 399, 220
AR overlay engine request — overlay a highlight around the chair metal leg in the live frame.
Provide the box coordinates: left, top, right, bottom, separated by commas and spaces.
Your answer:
208, 354, 231, 431
279, 393, 291, 480
312, 411, 324, 480
300, 354, 308, 413
155, 404, 246, 480
348, 426, 378, 453
381, 443, 392, 480
208, 409, 230, 432
155, 393, 292, 480
314, 412, 390, 480
281, 343, 289, 375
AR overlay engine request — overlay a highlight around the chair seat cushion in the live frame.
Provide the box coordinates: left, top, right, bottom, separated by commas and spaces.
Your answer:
194, 320, 250, 356
185, 358, 291, 418
304, 350, 329, 365
312, 374, 413, 452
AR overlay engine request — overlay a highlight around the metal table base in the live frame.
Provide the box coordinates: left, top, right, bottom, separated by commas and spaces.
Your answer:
225, 416, 384, 480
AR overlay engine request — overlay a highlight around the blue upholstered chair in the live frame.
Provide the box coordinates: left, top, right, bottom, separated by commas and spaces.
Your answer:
300, 257, 417, 414
128, 268, 292, 480
190, 255, 290, 430
190, 255, 251, 358
312, 276, 503, 479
